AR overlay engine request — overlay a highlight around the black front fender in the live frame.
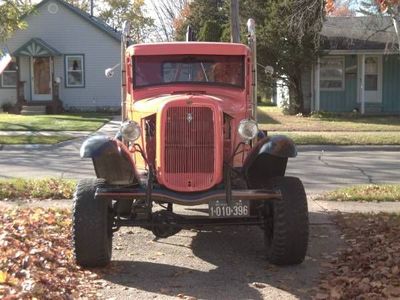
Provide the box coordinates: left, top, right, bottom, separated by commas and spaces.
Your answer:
80, 135, 138, 185
243, 136, 297, 188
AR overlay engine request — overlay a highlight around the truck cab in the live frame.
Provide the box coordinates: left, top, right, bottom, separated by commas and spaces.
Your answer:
126, 42, 252, 192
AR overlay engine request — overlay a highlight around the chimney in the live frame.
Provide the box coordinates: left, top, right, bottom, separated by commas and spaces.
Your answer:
90, 0, 94, 17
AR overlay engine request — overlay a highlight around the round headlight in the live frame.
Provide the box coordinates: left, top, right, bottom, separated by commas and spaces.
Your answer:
238, 119, 258, 141
120, 121, 141, 142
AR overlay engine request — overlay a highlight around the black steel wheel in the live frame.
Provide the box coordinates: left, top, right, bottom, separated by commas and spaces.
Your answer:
264, 176, 308, 265
72, 178, 113, 267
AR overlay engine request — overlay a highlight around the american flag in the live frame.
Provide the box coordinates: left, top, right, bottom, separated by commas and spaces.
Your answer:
0, 47, 12, 75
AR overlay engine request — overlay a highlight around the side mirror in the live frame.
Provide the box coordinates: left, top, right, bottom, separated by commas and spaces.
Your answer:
265, 66, 274, 76
105, 68, 114, 78
104, 63, 120, 78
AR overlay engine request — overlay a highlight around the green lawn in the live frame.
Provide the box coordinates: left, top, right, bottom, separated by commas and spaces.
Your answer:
258, 106, 400, 132
272, 131, 400, 145
258, 106, 400, 145
317, 184, 400, 202
0, 113, 112, 131
0, 135, 74, 144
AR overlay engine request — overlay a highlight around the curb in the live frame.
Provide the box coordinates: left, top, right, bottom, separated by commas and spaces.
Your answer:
313, 199, 400, 213
0, 136, 86, 151
297, 145, 400, 152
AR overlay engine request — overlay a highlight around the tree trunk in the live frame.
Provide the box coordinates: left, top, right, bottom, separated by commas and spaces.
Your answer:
290, 71, 304, 114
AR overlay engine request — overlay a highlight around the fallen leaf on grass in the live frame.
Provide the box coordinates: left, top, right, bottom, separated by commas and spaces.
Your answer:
382, 286, 400, 297
177, 294, 197, 300
160, 287, 170, 294
314, 292, 329, 299
391, 265, 399, 275
252, 282, 266, 289
0, 271, 8, 284
314, 213, 400, 299
0, 207, 99, 298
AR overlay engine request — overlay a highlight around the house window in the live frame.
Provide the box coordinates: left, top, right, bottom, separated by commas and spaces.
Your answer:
65, 55, 84, 87
1, 58, 17, 88
320, 57, 344, 90
365, 57, 378, 91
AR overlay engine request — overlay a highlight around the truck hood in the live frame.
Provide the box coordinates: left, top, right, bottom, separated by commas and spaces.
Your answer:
132, 93, 245, 116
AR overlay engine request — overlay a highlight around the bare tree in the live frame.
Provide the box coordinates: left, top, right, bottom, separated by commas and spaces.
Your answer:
357, 0, 400, 51
65, 0, 90, 13
149, 0, 188, 41
287, 0, 325, 48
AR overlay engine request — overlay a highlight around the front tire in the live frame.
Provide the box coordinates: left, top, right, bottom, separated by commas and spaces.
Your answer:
73, 178, 113, 267
264, 176, 308, 265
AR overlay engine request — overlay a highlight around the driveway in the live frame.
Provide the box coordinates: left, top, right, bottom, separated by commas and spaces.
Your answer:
98, 210, 341, 300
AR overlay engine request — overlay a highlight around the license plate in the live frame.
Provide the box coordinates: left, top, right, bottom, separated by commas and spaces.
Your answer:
208, 199, 250, 218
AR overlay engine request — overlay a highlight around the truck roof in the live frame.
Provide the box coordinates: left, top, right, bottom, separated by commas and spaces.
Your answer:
127, 42, 250, 56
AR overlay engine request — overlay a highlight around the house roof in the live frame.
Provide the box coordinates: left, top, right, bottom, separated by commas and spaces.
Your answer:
13, 38, 62, 56
26, 0, 121, 42
321, 16, 399, 51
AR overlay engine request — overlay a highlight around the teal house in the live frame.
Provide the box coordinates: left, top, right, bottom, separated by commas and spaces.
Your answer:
309, 16, 400, 114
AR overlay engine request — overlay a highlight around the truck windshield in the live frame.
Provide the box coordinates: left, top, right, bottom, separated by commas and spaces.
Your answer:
133, 55, 244, 88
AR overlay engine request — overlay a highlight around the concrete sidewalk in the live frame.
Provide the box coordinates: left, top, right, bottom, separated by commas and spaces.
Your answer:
0, 131, 91, 137
312, 198, 400, 213
95, 116, 121, 136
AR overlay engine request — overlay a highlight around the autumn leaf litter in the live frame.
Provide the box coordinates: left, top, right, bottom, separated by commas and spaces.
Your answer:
0, 208, 99, 299
314, 213, 400, 299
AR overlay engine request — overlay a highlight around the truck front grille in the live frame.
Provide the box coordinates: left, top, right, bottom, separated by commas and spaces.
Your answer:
164, 106, 215, 191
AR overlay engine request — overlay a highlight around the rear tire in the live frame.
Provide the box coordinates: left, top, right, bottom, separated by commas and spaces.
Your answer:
73, 178, 113, 267
264, 176, 308, 265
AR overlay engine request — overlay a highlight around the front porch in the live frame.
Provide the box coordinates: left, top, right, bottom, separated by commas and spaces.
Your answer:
14, 38, 63, 114
312, 52, 400, 114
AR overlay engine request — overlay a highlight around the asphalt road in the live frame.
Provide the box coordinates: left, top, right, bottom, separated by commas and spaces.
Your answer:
1, 140, 399, 195
287, 145, 400, 194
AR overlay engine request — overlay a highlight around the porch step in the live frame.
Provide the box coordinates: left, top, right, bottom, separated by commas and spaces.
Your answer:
365, 103, 382, 114
20, 105, 47, 115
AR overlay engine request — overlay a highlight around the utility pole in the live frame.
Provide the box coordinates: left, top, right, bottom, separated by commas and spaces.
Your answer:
90, 0, 94, 17
230, 0, 240, 43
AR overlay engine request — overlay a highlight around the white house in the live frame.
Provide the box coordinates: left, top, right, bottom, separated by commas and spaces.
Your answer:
0, 0, 121, 113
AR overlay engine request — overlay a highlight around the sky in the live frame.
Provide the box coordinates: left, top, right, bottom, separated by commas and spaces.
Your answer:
20, 0, 154, 15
